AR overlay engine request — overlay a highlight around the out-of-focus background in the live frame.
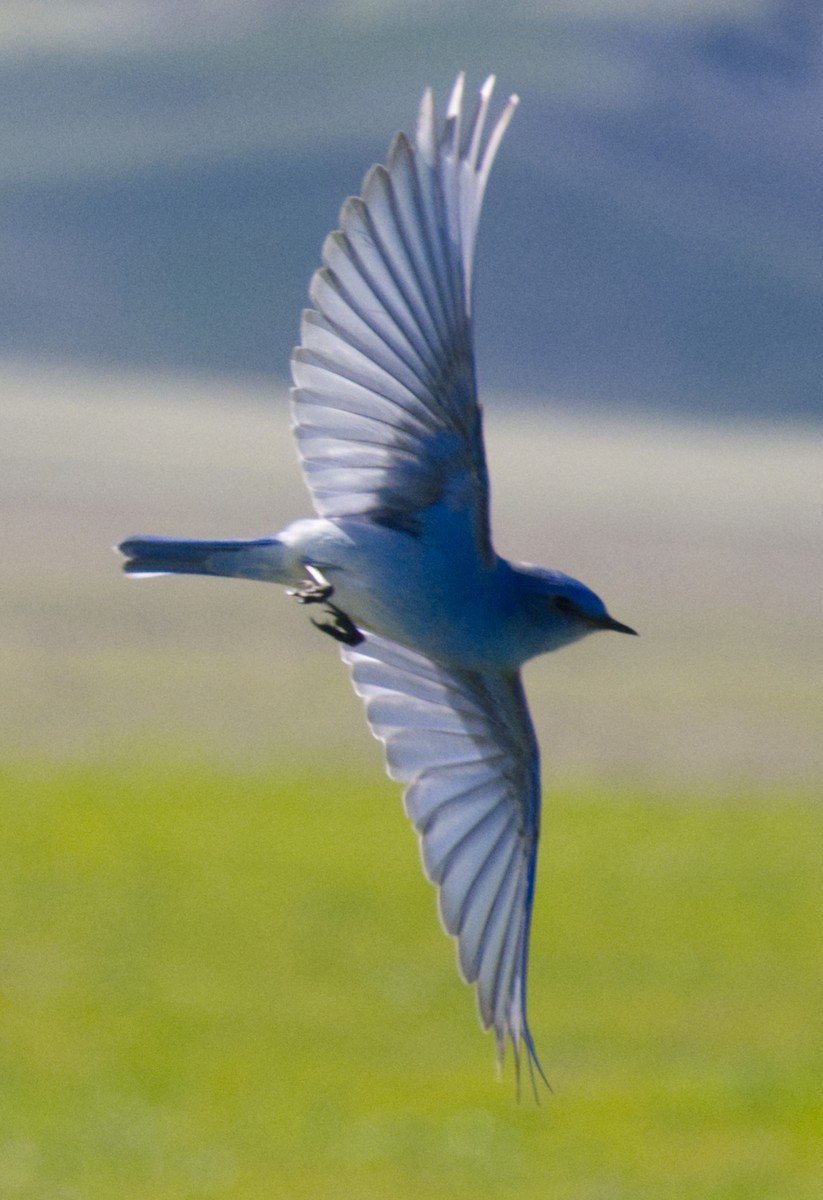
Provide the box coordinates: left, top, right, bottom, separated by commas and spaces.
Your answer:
5, 0, 823, 416
2, 3, 822, 1198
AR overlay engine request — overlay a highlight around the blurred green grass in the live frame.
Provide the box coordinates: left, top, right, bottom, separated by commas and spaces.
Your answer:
0, 762, 820, 1199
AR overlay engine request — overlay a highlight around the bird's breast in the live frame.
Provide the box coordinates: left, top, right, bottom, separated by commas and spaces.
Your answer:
309, 514, 523, 671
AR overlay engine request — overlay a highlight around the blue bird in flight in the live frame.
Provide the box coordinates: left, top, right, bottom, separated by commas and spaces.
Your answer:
119, 74, 636, 1089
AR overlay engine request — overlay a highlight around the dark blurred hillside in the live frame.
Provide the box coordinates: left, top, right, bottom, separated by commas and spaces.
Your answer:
2, 1, 822, 418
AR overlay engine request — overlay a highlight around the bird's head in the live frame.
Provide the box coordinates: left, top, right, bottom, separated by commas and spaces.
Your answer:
515, 565, 637, 659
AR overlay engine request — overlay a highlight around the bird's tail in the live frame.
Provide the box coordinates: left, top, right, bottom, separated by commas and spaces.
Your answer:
118, 536, 290, 582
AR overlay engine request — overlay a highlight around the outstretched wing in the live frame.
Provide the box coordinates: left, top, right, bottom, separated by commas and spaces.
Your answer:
291, 74, 518, 563
342, 631, 546, 1085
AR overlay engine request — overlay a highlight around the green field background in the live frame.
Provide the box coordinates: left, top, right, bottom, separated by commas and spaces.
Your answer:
2, 767, 821, 1198
2, 366, 822, 1196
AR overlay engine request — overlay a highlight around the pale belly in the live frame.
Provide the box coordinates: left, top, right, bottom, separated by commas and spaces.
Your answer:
278, 513, 518, 671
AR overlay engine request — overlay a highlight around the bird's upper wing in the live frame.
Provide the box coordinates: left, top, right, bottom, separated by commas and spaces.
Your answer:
291, 74, 518, 563
341, 631, 546, 1085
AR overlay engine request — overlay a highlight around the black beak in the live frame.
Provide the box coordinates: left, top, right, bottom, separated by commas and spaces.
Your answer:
599, 614, 638, 636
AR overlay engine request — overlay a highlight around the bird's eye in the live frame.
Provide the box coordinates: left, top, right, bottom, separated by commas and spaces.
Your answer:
552, 596, 575, 615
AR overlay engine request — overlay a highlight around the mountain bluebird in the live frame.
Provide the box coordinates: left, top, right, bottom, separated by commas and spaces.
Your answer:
119, 74, 636, 1087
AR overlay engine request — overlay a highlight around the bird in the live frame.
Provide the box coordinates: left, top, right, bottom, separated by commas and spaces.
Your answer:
118, 73, 636, 1090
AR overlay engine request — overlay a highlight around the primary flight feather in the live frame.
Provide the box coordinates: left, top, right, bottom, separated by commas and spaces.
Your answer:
119, 73, 636, 1087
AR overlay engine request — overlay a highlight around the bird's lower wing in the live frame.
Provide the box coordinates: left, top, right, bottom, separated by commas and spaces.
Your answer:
291, 75, 518, 560
342, 631, 546, 1086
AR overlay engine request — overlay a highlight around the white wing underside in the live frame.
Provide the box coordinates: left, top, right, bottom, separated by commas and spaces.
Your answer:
293, 76, 545, 1081
290, 74, 518, 559
343, 633, 544, 1081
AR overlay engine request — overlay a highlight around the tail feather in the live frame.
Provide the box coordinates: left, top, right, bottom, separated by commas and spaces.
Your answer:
118, 536, 287, 581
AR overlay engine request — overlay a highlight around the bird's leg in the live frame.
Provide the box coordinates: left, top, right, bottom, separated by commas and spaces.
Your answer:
286, 565, 363, 646
286, 564, 334, 604
310, 606, 364, 647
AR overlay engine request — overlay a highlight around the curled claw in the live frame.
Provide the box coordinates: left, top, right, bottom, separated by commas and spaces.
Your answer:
287, 579, 334, 604
286, 564, 362, 644
310, 605, 364, 646
286, 564, 335, 605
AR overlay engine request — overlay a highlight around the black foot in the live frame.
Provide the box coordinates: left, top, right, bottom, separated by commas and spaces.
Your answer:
286, 566, 363, 646
311, 604, 364, 647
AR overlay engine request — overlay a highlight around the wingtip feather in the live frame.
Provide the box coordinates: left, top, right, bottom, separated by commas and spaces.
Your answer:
416, 86, 436, 161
